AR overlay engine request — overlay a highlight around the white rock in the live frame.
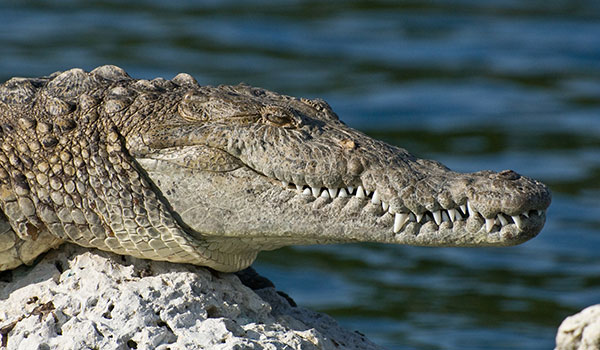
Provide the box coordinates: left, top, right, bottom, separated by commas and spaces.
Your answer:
0, 244, 381, 350
556, 304, 600, 350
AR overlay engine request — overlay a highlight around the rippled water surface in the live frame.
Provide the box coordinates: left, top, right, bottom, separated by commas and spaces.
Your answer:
1, 1, 599, 349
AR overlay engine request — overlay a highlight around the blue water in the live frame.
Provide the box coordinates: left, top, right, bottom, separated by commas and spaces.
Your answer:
1, 1, 599, 349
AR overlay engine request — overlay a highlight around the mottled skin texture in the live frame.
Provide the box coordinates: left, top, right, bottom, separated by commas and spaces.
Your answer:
0, 66, 551, 272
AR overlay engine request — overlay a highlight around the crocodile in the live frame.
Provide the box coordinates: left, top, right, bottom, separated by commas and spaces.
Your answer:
0, 65, 551, 272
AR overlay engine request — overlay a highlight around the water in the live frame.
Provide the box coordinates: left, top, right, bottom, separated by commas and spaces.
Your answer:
1, 1, 599, 349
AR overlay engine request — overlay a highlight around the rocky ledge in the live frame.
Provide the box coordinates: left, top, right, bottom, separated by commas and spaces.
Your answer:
556, 304, 600, 350
0, 244, 380, 350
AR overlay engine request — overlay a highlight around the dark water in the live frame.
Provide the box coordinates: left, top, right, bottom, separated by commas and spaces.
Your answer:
1, 1, 599, 349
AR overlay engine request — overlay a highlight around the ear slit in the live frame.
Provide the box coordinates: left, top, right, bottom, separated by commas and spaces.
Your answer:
137, 145, 243, 172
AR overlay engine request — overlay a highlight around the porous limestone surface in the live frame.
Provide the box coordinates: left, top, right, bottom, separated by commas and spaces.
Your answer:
556, 304, 600, 350
0, 244, 380, 350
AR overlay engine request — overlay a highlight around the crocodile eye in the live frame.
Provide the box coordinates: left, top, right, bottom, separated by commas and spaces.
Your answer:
260, 106, 300, 128
265, 114, 291, 125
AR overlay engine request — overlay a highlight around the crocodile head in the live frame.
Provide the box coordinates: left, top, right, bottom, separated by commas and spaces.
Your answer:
130, 81, 550, 271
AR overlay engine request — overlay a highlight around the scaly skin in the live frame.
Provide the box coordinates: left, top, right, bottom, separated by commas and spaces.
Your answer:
0, 66, 551, 272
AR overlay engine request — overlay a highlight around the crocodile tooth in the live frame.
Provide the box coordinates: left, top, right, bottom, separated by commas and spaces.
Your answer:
416, 213, 424, 223
522, 211, 529, 218
432, 210, 442, 225
512, 215, 523, 229
393, 213, 409, 233
371, 190, 381, 204
409, 212, 416, 222
347, 186, 354, 194
467, 201, 475, 216
281, 181, 289, 187
441, 210, 450, 222
536, 210, 543, 216
320, 190, 330, 198
311, 187, 320, 197
328, 188, 338, 198
296, 184, 303, 191
382, 201, 389, 211
302, 187, 312, 196
448, 208, 456, 222
460, 204, 467, 216
498, 214, 509, 226
338, 188, 348, 198
485, 218, 494, 232
356, 185, 366, 198
365, 189, 371, 196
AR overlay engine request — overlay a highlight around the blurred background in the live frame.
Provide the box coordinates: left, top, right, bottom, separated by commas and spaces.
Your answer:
1, 1, 599, 349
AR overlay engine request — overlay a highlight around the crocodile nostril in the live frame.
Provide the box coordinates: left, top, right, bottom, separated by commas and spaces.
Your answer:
499, 169, 520, 180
